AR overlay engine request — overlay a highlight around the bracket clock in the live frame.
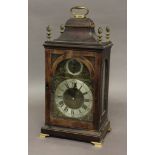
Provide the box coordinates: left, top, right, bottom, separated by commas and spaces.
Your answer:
40, 6, 113, 144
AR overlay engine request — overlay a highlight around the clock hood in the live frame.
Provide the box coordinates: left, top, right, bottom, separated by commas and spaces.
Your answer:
54, 14, 98, 43
44, 6, 113, 49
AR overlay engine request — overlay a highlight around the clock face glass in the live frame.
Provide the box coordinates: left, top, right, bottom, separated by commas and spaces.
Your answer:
51, 58, 93, 122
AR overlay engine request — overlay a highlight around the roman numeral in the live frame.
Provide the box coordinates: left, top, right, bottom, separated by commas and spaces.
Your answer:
71, 81, 74, 88
82, 92, 88, 95
79, 109, 82, 113
57, 96, 63, 99
82, 104, 87, 110
84, 99, 90, 102
71, 110, 74, 116
64, 82, 70, 89
59, 101, 64, 107
64, 106, 68, 112
79, 85, 83, 90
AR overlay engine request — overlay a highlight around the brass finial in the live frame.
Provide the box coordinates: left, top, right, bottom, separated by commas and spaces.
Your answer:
46, 25, 52, 41
60, 24, 65, 33
97, 27, 103, 43
106, 26, 110, 43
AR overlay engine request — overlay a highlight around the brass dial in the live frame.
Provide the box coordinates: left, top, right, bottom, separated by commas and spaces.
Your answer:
54, 79, 93, 118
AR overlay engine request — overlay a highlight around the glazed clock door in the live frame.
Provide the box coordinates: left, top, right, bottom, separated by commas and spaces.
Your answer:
49, 50, 95, 129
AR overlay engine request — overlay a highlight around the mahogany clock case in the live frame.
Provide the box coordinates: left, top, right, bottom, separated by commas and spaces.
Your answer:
40, 6, 113, 142
41, 45, 112, 143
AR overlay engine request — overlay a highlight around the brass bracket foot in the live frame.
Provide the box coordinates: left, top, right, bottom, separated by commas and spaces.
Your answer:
91, 141, 103, 148
39, 133, 49, 139
107, 127, 112, 132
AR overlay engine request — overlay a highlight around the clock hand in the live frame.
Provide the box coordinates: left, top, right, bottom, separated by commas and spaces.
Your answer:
73, 82, 77, 89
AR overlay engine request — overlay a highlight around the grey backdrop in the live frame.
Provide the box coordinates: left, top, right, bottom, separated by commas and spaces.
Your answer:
28, 0, 127, 155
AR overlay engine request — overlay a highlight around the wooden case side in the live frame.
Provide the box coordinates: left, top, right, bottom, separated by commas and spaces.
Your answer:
99, 47, 111, 129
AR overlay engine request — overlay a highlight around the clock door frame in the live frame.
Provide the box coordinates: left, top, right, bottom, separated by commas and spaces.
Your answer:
44, 47, 110, 131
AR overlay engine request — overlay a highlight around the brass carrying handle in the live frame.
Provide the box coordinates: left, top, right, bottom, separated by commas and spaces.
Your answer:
70, 6, 89, 18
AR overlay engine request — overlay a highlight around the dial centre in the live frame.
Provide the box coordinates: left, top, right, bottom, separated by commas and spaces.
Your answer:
63, 88, 84, 109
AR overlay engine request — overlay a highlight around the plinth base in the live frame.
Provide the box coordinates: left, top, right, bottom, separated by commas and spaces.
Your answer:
41, 121, 110, 143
